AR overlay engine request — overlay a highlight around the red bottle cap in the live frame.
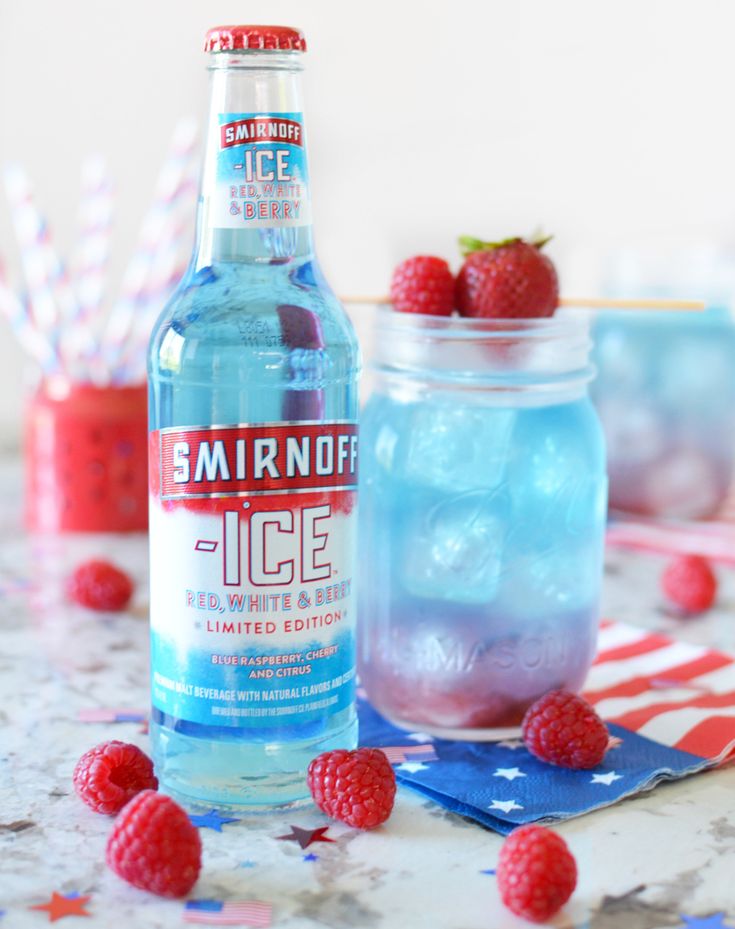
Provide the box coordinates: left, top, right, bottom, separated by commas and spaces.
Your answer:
204, 25, 307, 53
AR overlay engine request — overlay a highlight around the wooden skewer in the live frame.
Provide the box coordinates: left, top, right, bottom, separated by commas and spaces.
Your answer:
340, 295, 706, 312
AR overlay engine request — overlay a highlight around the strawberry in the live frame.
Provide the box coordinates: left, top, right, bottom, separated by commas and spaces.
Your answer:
455, 236, 558, 319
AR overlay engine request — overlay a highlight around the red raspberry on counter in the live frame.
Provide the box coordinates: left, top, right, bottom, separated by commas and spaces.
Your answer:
106, 790, 201, 898
67, 559, 134, 611
497, 824, 577, 923
522, 690, 609, 769
390, 255, 455, 315
455, 235, 558, 318
307, 747, 396, 829
73, 740, 158, 814
661, 554, 717, 615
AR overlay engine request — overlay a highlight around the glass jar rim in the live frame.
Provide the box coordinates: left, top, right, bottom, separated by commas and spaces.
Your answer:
373, 305, 586, 339
369, 306, 594, 398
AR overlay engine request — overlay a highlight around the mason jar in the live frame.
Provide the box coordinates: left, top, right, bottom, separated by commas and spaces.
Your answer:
591, 307, 735, 518
590, 247, 735, 518
358, 310, 608, 738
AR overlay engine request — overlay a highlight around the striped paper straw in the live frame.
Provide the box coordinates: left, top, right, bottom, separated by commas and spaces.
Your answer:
112, 183, 197, 383
71, 154, 113, 336
3, 164, 92, 374
102, 117, 198, 373
0, 258, 58, 371
606, 518, 735, 566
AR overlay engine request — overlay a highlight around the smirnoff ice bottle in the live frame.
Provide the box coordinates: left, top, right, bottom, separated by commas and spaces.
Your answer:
148, 25, 360, 808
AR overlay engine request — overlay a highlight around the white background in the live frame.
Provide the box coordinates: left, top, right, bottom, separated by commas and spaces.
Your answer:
1, 0, 735, 440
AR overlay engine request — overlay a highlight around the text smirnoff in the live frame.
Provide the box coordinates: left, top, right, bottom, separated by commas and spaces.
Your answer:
158, 424, 358, 498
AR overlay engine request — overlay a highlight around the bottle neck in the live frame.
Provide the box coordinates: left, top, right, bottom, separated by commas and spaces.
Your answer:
193, 51, 315, 268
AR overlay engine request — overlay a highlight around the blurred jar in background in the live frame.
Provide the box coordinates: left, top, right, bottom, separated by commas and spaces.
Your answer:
591, 247, 735, 519
25, 378, 148, 533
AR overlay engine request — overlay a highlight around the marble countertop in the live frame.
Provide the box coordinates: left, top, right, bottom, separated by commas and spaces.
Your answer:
2, 475, 735, 929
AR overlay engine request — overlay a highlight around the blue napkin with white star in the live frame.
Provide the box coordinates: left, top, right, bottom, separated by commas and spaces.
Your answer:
356, 698, 708, 835
357, 618, 735, 833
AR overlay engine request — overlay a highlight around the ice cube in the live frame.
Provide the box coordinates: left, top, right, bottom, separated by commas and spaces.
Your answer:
507, 405, 606, 557
403, 403, 515, 492
505, 542, 603, 615
402, 488, 509, 604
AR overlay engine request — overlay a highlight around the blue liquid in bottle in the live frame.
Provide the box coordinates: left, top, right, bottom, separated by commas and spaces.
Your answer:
147, 28, 360, 809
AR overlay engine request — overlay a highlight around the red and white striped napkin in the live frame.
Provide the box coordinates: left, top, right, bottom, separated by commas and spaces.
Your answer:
584, 619, 735, 764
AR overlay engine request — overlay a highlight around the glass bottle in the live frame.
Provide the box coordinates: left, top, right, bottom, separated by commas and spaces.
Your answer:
148, 25, 360, 808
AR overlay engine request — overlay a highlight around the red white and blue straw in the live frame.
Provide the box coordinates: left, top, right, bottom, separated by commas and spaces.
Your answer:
102, 117, 198, 376
1, 119, 197, 385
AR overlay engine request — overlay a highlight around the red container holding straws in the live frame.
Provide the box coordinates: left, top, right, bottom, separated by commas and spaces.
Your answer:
24, 378, 148, 533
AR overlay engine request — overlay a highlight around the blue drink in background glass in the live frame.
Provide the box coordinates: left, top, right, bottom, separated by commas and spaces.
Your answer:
591, 249, 735, 518
358, 311, 607, 738
592, 309, 735, 518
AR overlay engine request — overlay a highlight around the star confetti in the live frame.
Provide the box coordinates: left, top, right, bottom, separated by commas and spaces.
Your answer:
238, 860, 257, 869
276, 826, 335, 850
479, 869, 496, 876
303, 853, 319, 862
680, 915, 733, 929
189, 810, 240, 832
29, 891, 92, 922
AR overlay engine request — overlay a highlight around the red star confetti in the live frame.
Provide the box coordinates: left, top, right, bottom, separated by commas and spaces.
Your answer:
276, 825, 335, 849
29, 891, 92, 922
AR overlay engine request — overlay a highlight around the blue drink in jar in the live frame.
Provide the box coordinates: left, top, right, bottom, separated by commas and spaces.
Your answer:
147, 26, 360, 807
358, 310, 607, 737
592, 305, 735, 518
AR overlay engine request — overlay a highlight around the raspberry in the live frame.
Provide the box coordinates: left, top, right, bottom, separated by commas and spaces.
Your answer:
307, 747, 396, 829
106, 790, 201, 898
497, 825, 577, 923
522, 690, 608, 769
73, 741, 158, 814
390, 255, 455, 315
67, 559, 134, 611
661, 554, 717, 615
455, 236, 558, 319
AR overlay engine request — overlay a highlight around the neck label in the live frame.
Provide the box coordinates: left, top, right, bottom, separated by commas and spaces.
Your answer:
212, 111, 311, 229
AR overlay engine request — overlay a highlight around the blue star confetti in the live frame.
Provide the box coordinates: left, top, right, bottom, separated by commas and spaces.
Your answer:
238, 860, 257, 869
189, 810, 240, 832
303, 853, 319, 862
680, 914, 733, 929
479, 869, 495, 876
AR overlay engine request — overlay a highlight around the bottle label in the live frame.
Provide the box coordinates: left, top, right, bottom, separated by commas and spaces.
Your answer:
213, 112, 311, 229
149, 421, 358, 730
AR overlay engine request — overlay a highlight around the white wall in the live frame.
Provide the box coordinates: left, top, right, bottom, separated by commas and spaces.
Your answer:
2, 0, 735, 440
